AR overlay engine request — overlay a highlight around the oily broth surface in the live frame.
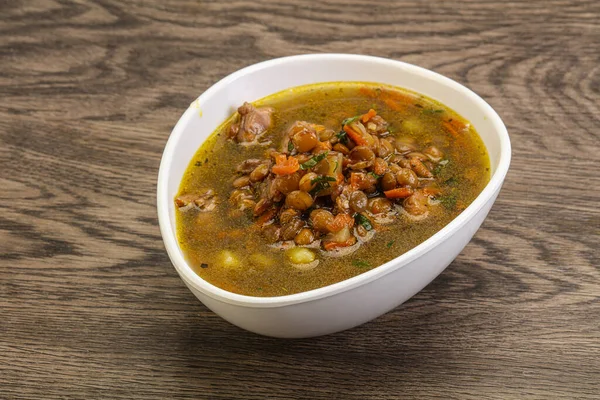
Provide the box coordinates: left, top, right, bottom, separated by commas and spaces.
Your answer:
176, 82, 490, 297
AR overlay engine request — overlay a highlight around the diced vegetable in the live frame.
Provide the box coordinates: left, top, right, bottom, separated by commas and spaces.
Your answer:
272, 154, 299, 175
354, 213, 373, 231
286, 247, 316, 264
219, 250, 239, 268
300, 151, 329, 170
384, 187, 414, 199
361, 108, 377, 123
343, 124, 368, 146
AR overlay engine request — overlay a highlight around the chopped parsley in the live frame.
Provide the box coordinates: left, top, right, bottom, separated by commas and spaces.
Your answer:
439, 193, 458, 209
367, 171, 381, 179
444, 177, 458, 186
386, 240, 395, 248
354, 213, 373, 231
288, 140, 294, 152
300, 151, 329, 170
342, 115, 361, 126
352, 260, 370, 268
336, 130, 349, 145
433, 159, 449, 175
309, 175, 336, 195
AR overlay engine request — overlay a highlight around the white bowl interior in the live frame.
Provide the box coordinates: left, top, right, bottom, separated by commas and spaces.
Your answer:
158, 54, 509, 305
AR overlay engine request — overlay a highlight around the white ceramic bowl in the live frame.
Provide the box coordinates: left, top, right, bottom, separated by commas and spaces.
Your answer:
157, 54, 511, 338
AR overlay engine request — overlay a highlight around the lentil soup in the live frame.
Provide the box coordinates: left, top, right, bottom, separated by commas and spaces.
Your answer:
175, 82, 490, 297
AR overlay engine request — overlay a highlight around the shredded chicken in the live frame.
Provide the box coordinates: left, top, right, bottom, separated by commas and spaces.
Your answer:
228, 102, 274, 144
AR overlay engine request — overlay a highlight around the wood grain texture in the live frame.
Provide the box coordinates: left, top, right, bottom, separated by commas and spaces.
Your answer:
1, 0, 599, 398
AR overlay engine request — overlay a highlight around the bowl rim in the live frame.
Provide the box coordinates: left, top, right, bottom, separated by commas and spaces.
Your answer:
157, 53, 511, 308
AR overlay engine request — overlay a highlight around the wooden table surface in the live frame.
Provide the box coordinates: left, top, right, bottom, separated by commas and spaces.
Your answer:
1, 1, 599, 399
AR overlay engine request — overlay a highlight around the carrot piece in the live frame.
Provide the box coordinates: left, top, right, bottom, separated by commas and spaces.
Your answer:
359, 87, 378, 98
384, 89, 416, 104
382, 97, 403, 112
384, 187, 414, 199
323, 237, 356, 251
343, 125, 368, 146
361, 108, 377, 123
442, 121, 458, 137
272, 154, 299, 175
422, 187, 442, 196
443, 119, 467, 137
326, 214, 355, 233
373, 158, 387, 176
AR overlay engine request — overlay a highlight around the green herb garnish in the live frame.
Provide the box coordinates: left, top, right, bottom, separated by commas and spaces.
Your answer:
336, 130, 348, 145
354, 213, 373, 231
439, 193, 458, 209
300, 151, 329, 170
310, 175, 336, 195
288, 140, 294, 152
367, 171, 381, 179
386, 240, 395, 248
342, 115, 361, 126
444, 177, 458, 186
353, 260, 370, 268
433, 159, 449, 175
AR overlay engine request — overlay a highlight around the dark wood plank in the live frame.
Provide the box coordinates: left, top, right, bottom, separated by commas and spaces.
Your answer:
1, 0, 598, 399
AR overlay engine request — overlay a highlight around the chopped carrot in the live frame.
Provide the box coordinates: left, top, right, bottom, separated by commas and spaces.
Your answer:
422, 187, 442, 196
359, 87, 378, 98
443, 119, 467, 137
442, 121, 458, 137
326, 213, 354, 233
361, 108, 377, 123
272, 154, 299, 175
380, 89, 415, 112
323, 237, 356, 251
384, 187, 414, 199
384, 89, 416, 104
382, 97, 401, 112
343, 125, 368, 146
373, 158, 387, 176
